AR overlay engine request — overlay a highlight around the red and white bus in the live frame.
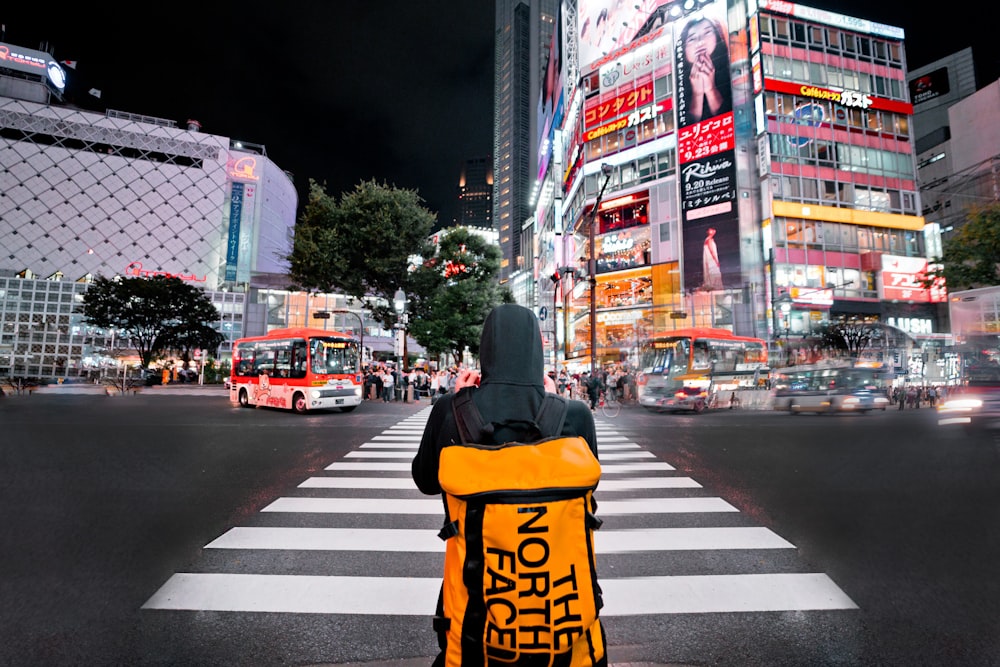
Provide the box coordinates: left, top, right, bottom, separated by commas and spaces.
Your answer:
637, 327, 768, 411
229, 327, 363, 413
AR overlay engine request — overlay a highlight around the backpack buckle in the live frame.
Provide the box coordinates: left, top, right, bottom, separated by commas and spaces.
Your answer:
437, 520, 459, 541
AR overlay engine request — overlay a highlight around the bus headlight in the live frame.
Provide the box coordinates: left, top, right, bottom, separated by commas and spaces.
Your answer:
311, 389, 322, 399
354, 386, 362, 396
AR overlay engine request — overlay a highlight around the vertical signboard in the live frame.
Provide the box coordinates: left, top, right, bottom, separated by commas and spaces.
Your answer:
674, 1, 741, 292
236, 184, 256, 284
225, 182, 244, 282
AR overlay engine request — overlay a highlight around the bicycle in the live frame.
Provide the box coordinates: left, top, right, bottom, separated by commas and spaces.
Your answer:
599, 390, 621, 418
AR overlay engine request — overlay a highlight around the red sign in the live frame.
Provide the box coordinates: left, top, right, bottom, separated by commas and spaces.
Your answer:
677, 112, 735, 165
584, 82, 655, 129
879, 255, 947, 303
764, 78, 913, 115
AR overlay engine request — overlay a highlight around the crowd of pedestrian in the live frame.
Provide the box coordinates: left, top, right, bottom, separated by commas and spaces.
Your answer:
889, 384, 946, 410
361, 363, 465, 403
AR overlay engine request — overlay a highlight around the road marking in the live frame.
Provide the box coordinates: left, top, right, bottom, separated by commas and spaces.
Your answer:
143, 572, 855, 615
204, 526, 790, 553
299, 477, 417, 489
297, 475, 699, 490
596, 476, 701, 490
599, 462, 675, 472
261, 496, 737, 515
356, 441, 641, 450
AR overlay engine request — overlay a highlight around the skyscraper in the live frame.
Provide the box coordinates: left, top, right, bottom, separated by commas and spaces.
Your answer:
455, 156, 494, 229
493, 0, 559, 283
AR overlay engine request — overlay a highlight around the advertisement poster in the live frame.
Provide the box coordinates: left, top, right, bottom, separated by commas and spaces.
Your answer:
674, 2, 741, 292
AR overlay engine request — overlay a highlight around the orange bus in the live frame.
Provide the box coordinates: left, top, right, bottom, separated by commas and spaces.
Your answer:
636, 327, 768, 411
229, 327, 363, 413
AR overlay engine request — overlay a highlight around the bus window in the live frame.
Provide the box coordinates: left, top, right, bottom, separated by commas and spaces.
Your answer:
692, 340, 711, 371
254, 349, 275, 376
290, 341, 307, 379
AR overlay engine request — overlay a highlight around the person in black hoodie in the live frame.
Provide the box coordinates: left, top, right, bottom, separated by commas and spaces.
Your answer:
411, 304, 600, 664
412, 303, 598, 494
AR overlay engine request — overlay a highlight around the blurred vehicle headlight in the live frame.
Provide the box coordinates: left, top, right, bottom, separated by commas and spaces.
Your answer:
311, 389, 322, 399
938, 398, 982, 413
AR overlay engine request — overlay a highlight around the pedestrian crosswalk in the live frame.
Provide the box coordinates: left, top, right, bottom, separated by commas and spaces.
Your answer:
143, 408, 857, 619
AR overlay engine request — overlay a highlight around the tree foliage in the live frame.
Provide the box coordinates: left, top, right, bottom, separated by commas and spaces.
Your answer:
407, 228, 511, 362
927, 203, 1000, 291
79, 276, 222, 370
815, 318, 884, 357
287, 179, 437, 329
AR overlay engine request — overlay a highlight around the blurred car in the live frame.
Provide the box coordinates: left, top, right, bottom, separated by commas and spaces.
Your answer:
224, 376, 232, 390
644, 385, 707, 414
938, 370, 1000, 431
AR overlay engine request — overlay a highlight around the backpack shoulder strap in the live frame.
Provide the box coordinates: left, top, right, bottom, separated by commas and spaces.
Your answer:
451, 387, 487, 445
534, 393, 569, 438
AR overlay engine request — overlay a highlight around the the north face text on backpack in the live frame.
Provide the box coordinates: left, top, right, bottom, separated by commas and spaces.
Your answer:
483, 503, 586, 654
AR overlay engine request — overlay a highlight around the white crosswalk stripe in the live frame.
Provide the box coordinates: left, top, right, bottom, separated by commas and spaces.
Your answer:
143, 406, 858, 621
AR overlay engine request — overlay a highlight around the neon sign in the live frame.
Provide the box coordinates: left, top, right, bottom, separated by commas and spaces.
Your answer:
228, 156, 260, 181
764, 78, 913, 115
124, 262, 207, 283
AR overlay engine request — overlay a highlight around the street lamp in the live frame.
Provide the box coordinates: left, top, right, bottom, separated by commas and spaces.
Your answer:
393, 288, 408, 370
589, 162, 614, 377
331, 308, 365, 368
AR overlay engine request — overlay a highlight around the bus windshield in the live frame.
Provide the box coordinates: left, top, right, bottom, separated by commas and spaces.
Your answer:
640, 339, 690, 381
310, 337, 359, 376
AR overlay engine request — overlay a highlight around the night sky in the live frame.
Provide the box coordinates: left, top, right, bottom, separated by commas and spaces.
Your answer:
2, 2, 995, 225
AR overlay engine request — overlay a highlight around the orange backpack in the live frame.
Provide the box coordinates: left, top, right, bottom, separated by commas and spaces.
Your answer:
433, 391, 607, 666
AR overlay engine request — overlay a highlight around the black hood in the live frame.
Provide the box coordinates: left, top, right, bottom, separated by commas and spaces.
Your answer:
479, 304, 545, 388
471, 304, 547, 437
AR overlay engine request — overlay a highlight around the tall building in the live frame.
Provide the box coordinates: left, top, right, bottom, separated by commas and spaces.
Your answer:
494, 0, 559, 284
454, 156, 493, 229
911, 49, 999, 243
0, 40, 297, 380
530, 0, 937, 378
909, 50, 1000, 381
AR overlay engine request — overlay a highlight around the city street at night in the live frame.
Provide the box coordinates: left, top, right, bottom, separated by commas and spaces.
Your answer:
2, 391, 998, 666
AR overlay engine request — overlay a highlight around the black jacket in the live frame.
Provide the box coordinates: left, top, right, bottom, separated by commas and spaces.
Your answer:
411, 304, 598, 495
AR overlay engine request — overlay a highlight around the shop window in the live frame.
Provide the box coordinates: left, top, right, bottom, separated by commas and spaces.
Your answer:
773, 18, 790, 43
827, 29, 841, 53
786, 220, 805, 248
654, 75, 671, 98
638, 155, 654, 181
809, 62, 824, 85
800, 179, 818, 202
791, 21, 806, 44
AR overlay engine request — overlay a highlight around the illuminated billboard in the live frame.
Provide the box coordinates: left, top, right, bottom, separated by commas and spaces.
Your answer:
674, 3, 741, 292
0, 41, 66, 92
578, 0, 675, 71
879, 255, 947, 303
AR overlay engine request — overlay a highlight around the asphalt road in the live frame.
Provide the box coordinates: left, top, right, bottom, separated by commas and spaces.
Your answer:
1, 391, 998, 666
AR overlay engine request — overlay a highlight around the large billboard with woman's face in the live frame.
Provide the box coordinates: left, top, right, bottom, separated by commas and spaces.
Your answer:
673, 2, 741, 293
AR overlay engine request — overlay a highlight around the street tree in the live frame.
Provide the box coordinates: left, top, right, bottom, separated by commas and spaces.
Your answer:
287, 179, 437, 329
160, 322, 225, 371
408, 227, 511, 362
79, 276, 222, 371
925, 203, 1000, 291
816, 318, 884, 358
